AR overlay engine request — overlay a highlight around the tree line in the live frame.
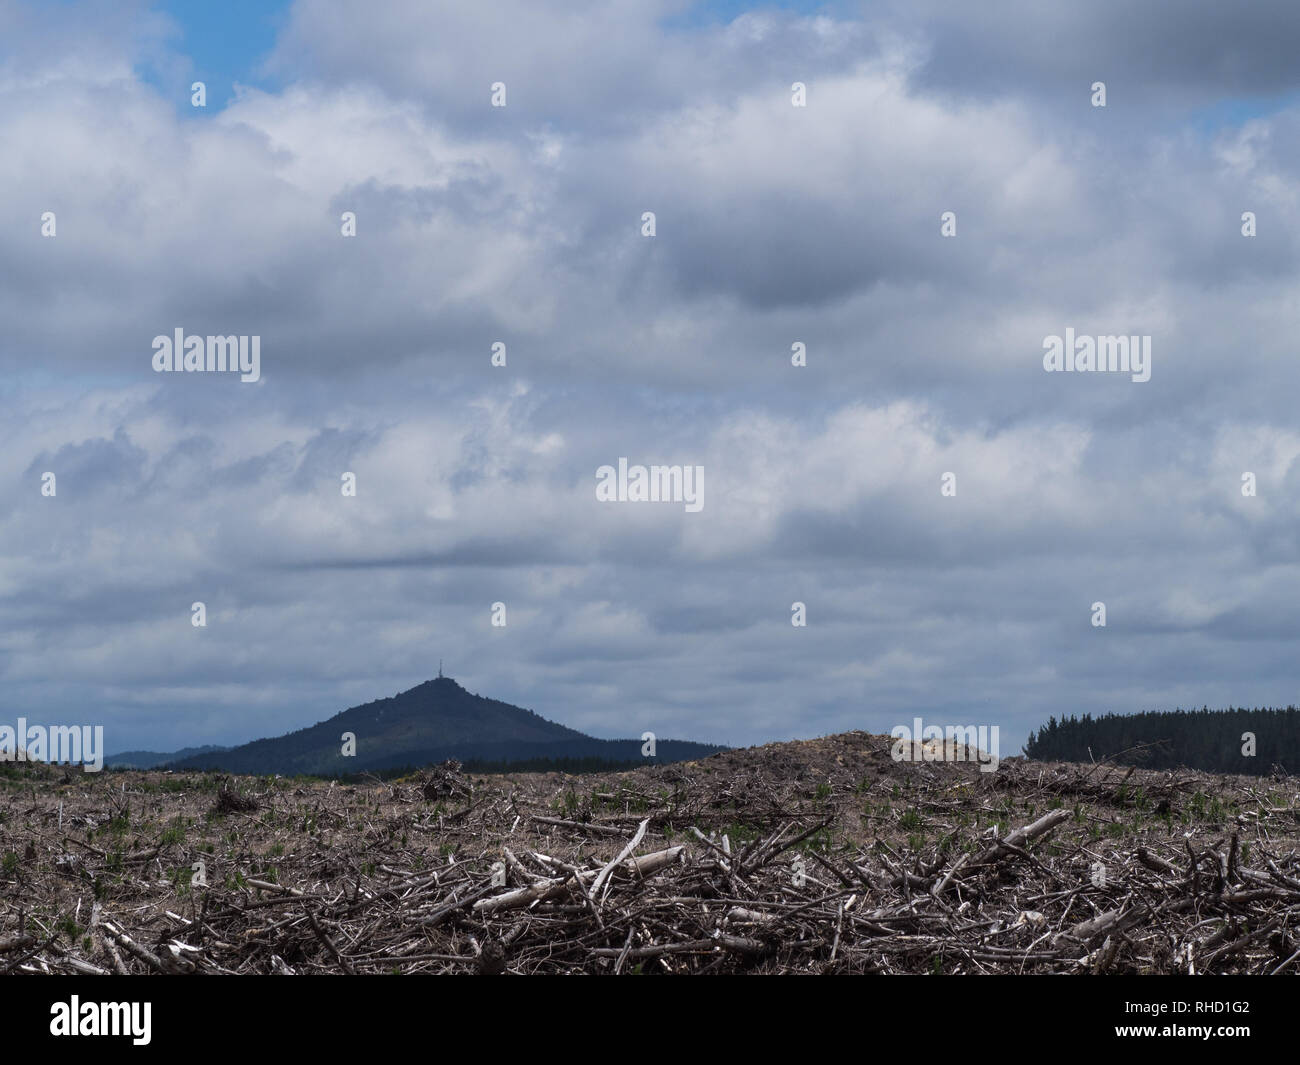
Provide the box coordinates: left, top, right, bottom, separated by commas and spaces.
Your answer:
1023, 706, 1299, 775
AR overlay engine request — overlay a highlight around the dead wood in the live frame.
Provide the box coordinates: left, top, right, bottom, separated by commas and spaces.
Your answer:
2, 731, 1299, 974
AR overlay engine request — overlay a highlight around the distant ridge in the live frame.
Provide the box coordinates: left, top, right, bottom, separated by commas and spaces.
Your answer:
163, 676, 725, 776
106, 744, 229, 770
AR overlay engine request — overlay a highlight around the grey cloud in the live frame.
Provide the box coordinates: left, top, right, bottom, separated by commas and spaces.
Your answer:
2, 1, 1300, 759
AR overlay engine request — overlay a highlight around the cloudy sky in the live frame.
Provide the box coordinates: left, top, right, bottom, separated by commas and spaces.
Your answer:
4, 0, 1300, 757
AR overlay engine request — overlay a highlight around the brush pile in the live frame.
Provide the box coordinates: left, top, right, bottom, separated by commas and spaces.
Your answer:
2, 733, 1299, 974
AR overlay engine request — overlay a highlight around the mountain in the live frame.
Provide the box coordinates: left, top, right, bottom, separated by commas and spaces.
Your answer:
165, 675, 725, 776
105, 744, 229, 770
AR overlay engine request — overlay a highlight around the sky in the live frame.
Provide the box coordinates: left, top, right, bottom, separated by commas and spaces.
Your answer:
4, 0, 1300, 757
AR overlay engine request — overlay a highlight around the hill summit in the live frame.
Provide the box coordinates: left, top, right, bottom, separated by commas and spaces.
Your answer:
165, 675, 723, 776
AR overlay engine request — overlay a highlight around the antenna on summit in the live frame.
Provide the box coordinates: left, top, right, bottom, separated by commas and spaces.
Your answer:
438, 659, 443, 679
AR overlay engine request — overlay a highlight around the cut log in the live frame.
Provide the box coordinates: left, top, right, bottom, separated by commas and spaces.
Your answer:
475, 846, 683, 914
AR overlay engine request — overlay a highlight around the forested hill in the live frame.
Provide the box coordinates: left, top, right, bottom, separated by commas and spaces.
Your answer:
165, 675, 724, 776
1024, 707, 1299, 775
